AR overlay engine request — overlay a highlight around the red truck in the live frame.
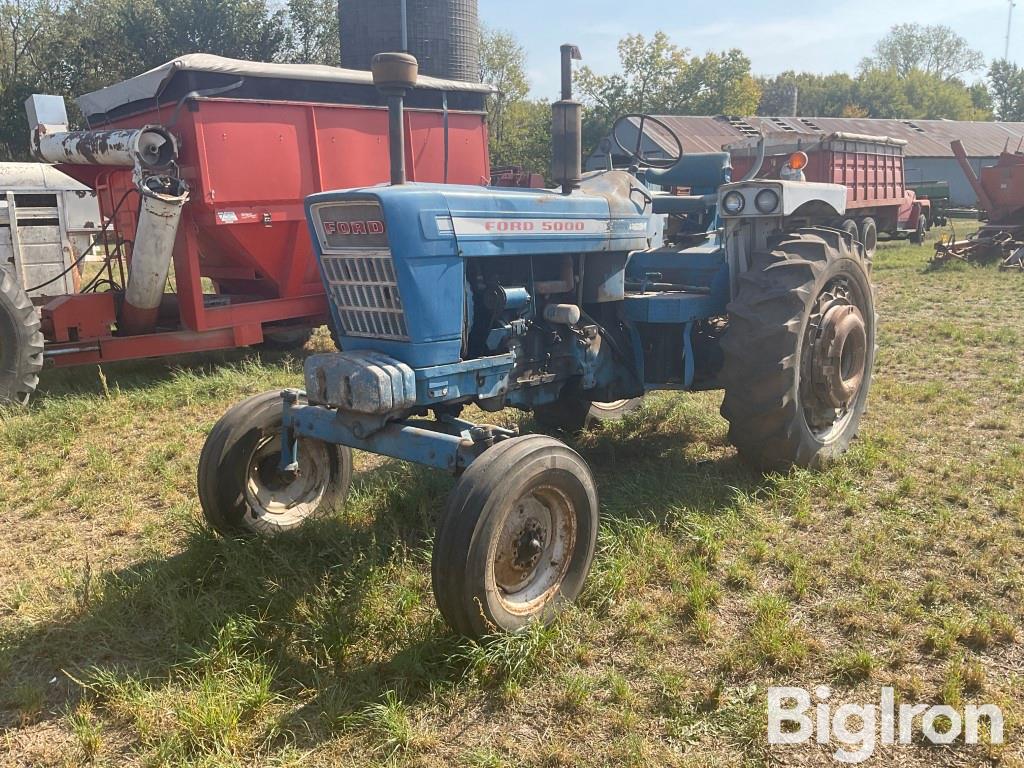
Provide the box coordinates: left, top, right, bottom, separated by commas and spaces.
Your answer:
730, 132, 931, 256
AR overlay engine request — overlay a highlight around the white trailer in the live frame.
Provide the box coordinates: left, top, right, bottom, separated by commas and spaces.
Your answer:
0, 163, 103, 299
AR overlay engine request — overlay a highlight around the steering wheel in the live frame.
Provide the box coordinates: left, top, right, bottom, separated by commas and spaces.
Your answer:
611, 113, 684, 169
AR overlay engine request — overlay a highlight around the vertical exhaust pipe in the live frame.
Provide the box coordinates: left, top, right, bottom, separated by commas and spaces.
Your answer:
120, 176, 189, 335
552, 44, 583, 195
371, 52, 419, 185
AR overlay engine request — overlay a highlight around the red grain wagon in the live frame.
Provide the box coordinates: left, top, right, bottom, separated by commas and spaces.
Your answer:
29, 55, 492, 378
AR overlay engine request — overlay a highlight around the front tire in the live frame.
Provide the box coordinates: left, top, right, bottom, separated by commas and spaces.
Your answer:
432, 435, 599, 637
197, 391, 353, 536
720, 228, 876, 472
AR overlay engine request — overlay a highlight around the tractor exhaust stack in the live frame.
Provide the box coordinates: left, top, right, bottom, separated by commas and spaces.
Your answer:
552, 44, 583, 195
371, 52, 419, 186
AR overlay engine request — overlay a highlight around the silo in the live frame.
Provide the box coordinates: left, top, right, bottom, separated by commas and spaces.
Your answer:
340, 0, 480, 82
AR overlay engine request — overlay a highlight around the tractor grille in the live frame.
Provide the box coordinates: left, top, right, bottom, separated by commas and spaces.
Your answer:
321, 250, 409, 341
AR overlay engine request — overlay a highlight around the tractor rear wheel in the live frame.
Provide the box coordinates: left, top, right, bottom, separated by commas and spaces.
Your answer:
432, 435, 599, 637
0, 267, 43, 406
534, 395, 642, 432
720, 228, 876, 472
197, 391, 352, 536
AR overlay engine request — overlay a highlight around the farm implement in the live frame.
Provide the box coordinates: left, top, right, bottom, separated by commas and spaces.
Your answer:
932, 140, 1024, 271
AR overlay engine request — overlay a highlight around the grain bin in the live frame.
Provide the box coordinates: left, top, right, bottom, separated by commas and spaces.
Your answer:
340, 0, 480, 82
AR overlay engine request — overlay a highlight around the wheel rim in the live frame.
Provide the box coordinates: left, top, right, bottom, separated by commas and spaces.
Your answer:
491, 484, 577, 614
244, 434, 333, 525
800, 277, 870, 442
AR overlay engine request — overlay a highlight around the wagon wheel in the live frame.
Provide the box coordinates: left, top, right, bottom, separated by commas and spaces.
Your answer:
0, 266, 43, 406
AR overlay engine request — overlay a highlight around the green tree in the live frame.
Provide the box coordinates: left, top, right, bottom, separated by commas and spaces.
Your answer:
989, 59, 1024, 120
861, 23, 984, 80
148, 0, 286, 63
757, 71, 857, 116
284, 0, 339, 65
492, 99, 551, 177
576, 31, 759, 152
0, 0, 292, 160
480, 27, 529, 163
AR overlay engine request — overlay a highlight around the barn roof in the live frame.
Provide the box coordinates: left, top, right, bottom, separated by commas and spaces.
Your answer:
630, 115, 1024, 158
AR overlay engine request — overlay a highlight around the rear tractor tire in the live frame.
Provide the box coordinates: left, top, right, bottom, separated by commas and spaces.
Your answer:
0, 267, 43, 406
432, 435, 599, 638
720, 228, 876, 472
197, 391, 353, 536
533, 395, 642, 433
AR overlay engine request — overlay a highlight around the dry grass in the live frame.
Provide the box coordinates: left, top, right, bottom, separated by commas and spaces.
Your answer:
1, 228, 1022, 767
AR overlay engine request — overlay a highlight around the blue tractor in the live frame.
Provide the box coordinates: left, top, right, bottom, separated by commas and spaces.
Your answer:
198, 48, 876, 637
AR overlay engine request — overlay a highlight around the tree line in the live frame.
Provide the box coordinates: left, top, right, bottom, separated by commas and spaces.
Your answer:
485, 23, 1024, 179
0, 0, 338, 160
2, 2, 1023, 177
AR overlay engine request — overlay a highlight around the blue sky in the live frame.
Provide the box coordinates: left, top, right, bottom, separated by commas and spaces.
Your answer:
478, 0, 1019, 98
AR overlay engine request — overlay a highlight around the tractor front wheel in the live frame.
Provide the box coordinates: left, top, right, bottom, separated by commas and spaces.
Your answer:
197, 391, 353, 536
432, 435, 599, 637
720, 228, 876, 472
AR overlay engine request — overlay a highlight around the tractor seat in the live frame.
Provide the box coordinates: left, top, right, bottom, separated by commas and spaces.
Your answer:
652, 194, 716, 216
640, 152, 732, 194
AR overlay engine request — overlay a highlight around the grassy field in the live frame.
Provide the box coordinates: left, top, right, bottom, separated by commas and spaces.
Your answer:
1, 230, 1022, 767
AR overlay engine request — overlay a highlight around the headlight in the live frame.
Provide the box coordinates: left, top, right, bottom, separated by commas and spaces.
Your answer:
722, 191, 745, 215
755, 189, 780, 214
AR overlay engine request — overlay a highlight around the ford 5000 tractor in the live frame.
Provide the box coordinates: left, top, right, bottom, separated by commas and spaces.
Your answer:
198, 48, 876, 638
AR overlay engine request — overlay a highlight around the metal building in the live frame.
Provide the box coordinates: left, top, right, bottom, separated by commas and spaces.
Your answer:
0, 163, 102, 298
589, 115, 1024, 207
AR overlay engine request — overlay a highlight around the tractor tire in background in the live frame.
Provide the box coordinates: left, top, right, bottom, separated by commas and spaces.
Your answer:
859, 217, 878, 259
533, 395, 642, 432
197, 390, 353, 536
720, 228, 876, 472
258, 326, 314, 352
910, 215, 928, 246
840, 219, 859, 242
0, 267, 44, 406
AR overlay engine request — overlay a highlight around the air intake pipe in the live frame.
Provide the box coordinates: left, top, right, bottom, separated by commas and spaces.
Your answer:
372, 52, 419, 185
552, 44, 583, 195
